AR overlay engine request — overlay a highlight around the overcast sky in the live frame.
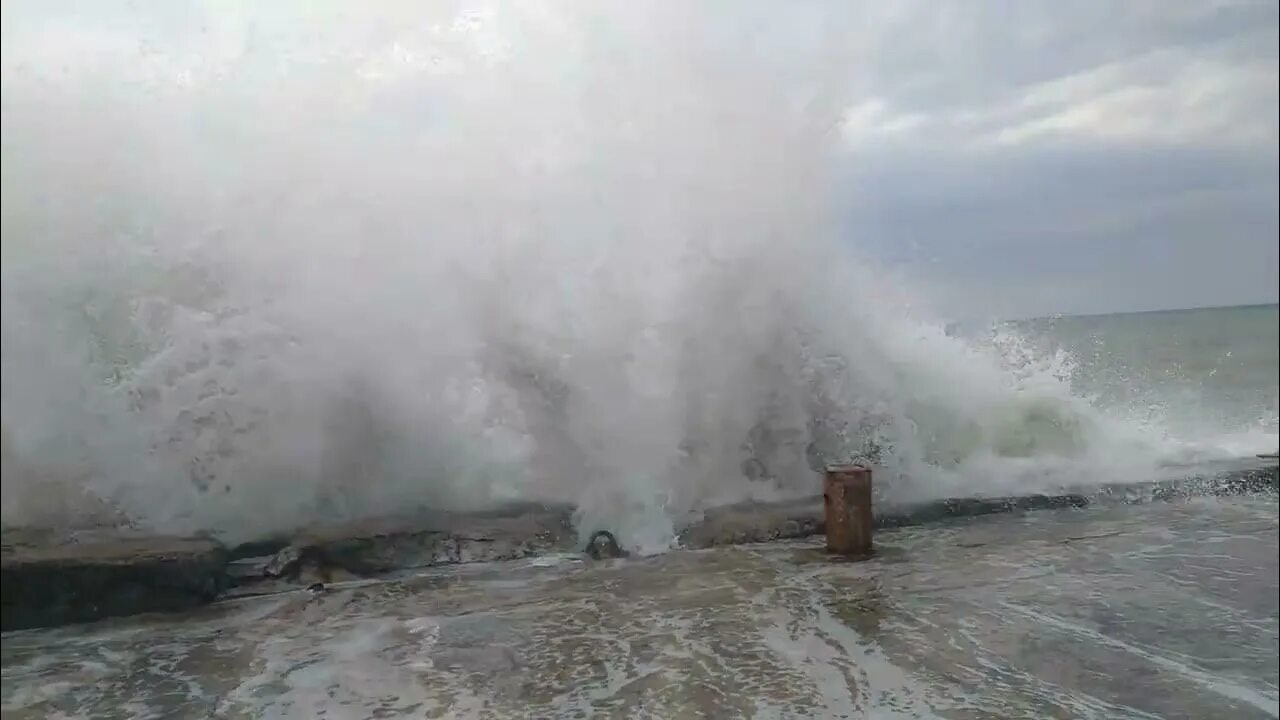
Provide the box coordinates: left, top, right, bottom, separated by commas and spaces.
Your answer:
834, 1, 1279, 319
3, 1, 1278, 321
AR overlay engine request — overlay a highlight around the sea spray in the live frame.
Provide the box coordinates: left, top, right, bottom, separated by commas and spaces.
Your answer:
1, 2, 1195, 548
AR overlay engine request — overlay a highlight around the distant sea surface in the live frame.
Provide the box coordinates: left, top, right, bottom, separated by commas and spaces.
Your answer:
1010, 303, 1278, 455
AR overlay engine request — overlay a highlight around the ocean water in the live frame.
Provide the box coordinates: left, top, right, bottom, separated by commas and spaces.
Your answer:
1011, 304, 1279, 458
4, 287, 1275, 551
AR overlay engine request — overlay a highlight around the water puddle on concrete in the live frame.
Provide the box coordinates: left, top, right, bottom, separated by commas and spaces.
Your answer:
3, 496, 1277, 719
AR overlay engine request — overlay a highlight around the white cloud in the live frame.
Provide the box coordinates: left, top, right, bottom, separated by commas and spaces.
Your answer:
839, 99, 928, 146
991, 54, 1279, 147
837, 2, 1278, 153
840, 50, 1278, 152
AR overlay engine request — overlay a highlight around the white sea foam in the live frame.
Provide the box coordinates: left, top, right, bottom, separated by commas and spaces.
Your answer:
1, 2, 1271, 550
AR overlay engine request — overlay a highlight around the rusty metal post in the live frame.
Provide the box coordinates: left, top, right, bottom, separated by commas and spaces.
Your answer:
824, 464, 873, 557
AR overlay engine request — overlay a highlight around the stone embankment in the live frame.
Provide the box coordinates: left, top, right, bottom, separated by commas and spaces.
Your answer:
3, 456, 1274, 631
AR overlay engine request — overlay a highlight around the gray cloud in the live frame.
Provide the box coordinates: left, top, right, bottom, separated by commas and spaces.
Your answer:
3, 0, 1276, 320
835, 0, 1279, 318
846, 146, 1278, 317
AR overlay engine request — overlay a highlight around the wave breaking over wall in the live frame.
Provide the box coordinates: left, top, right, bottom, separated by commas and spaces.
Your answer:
1, 2, 1213, 549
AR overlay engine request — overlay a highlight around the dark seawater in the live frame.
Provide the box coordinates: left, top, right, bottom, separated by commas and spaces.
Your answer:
1014, 304, 1279, 454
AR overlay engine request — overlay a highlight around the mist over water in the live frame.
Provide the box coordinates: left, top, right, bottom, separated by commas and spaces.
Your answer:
1, 3, 1264, 549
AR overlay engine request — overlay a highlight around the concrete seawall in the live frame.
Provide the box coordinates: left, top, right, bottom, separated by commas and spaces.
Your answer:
681, 456, 1277, 547
1, 531, 227, 632
2, 457, 1275, 631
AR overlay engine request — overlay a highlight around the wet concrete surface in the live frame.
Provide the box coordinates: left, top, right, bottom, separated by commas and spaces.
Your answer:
0, 531, 227, 631
2, 494, 1276, 719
